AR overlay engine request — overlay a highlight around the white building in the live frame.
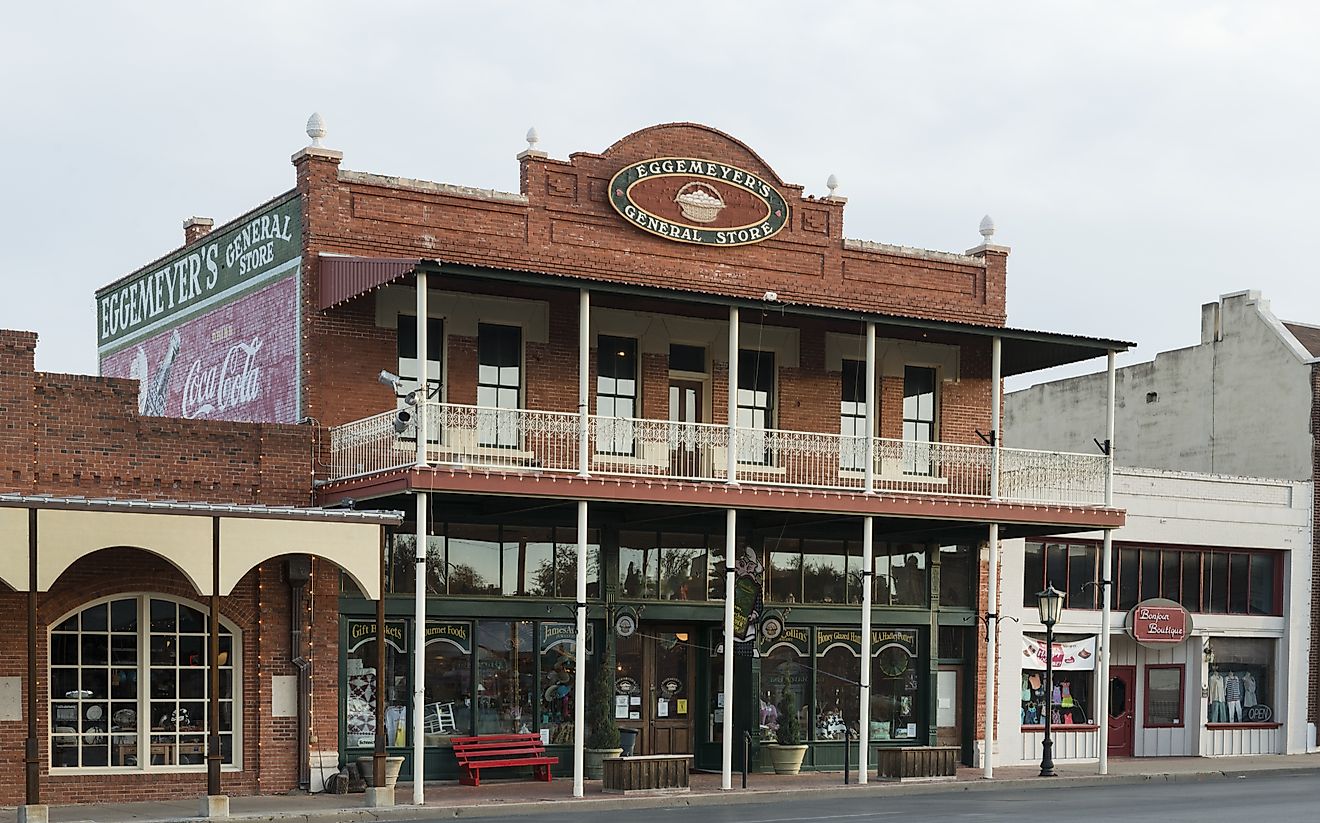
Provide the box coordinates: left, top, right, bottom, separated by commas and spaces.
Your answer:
995, 468, 1311, 763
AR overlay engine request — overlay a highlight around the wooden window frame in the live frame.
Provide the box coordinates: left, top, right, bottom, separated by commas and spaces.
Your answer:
1143, 663, 1185, 729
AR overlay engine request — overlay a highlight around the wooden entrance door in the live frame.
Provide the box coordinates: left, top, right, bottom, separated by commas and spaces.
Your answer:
615, 626, 696, 755
1107, 665, 1136, 757
669, 381, 704, 478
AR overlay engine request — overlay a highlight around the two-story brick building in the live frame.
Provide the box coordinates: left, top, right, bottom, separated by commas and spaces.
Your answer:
94, 117, 1130, 791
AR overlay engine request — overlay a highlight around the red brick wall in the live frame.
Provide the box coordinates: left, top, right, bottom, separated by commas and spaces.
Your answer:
0, 330, 337, 805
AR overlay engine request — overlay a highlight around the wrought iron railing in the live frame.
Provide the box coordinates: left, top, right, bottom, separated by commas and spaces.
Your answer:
328, 402, 1109, 506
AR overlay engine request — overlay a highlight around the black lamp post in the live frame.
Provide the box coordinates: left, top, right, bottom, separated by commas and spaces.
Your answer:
1036, 585, 1065, 777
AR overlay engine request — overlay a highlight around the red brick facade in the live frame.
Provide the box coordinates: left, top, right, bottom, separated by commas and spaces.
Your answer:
0, 330, 340, 806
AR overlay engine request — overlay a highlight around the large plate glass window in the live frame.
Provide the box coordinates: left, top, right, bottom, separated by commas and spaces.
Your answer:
49, 595, 237, 771
477, 323, 521, 448
1207, 638, 1273, 725
344, 619, 408, 749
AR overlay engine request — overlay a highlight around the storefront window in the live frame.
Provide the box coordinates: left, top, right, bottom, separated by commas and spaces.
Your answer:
553, 532, 601, 599
475, 621, 535, 734
423, 621, 472, 739
938, 543, 975, 608
814, 629, 860, 740
387, 530, 446, 595
448, 524, 502, 596
803, 539, 847, 604
706, 539, 726, 601
1208, 638, 1273, 725
344, 619, 407, 749
503, 526, 555, 596
658, 532, 706, 601
876, 544, 926, 606
539, 622, 586, 745
1145, 665, 1183, 727
870, 630, 921, 742
767, 537, 801, 603
759, 628, 810, 741
619, 530, 660, 599
50, 595, 238, 771
1020, 633, 1095, 726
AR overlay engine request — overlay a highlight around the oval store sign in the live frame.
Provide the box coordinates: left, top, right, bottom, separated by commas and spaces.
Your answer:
608, 157, 789, 246
1126, 598, 1192, 648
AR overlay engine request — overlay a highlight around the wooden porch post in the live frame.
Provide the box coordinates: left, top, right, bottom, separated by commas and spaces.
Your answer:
25, 508, 39, 807
208, 517, 222, 798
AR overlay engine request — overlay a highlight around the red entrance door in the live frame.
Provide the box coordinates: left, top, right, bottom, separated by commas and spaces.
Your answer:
1107, 665, 1136, 757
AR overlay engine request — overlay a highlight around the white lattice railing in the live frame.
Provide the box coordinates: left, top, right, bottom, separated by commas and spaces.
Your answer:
328, 402, 1109, 506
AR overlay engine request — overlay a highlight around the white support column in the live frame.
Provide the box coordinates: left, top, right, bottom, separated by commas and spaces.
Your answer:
983, 522, 999, 779
983, 336, 1002, 779
578, 289, 590, 478
411, 492, 426, 805
1097, 350, 1117, 775
721, 508, 736, 789
858, 515, 874, 783
573, 500, 588, 797
416, 272, 429, 467
864, 322, 876, 494
726, 306, 739, 485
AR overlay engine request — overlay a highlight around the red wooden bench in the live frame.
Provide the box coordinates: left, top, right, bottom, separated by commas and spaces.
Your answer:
450, 733, 558, 787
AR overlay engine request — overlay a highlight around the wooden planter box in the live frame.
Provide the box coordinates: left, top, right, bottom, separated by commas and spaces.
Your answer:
874, 746, 958, 780
602, 755, 693, 794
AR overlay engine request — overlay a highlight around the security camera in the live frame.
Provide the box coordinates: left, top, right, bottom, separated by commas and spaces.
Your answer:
763, 291, 778, 302
392, 408, 413, 434
378, 370, 404, 392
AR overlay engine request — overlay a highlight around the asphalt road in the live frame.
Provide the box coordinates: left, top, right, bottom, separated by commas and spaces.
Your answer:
425, 773, 1318, 823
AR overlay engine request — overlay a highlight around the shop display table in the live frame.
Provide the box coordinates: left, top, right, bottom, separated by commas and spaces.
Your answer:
875, 746, 958, 780
602, 754, 692, 794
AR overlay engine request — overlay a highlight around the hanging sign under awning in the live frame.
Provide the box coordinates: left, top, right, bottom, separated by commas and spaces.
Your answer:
1021, 635, 1096, 671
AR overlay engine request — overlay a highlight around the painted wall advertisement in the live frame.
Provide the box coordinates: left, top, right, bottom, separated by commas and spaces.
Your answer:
97, 197, 301, 423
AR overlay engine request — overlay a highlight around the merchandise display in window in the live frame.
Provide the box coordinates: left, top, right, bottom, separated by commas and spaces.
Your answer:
344, 619, 408, 748
1020, 634, 1096, 726
49, 596, 236, 770
1207, 637, 1273, 724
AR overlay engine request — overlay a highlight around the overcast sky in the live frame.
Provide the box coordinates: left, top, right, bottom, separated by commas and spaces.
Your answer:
3, 2, 1316, 389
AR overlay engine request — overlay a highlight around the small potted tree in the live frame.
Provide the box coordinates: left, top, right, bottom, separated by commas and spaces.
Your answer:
766, 689, 808, 775
584, 663, 622, 779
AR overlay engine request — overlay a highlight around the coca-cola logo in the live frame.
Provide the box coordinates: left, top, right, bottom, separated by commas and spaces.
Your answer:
181, 336, 264, 418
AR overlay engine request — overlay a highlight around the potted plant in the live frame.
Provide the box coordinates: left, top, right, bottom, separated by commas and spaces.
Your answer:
584, 663, 622, 779
766, 689, 808, 775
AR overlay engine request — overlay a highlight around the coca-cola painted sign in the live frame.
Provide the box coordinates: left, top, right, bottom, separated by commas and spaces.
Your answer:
1126, 598, 1192, 647
99, 276, 298, 423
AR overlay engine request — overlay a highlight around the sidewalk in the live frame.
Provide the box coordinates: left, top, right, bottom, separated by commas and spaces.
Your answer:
4, 754, 1318, 823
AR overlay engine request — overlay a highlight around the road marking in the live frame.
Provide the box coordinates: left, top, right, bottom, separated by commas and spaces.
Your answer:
738, 812, 901, 823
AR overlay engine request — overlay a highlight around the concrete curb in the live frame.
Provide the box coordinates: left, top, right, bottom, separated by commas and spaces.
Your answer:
58, 763, 1320, 823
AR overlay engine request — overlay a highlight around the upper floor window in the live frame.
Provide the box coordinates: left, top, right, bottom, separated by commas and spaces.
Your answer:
49, 595, 238, 771
840, 358, 868, 471
597, 336, 638, 456
477, 323, 521, 448
396, 314, 442, 403
902, 366, 937, 474
737, 349, 775, 465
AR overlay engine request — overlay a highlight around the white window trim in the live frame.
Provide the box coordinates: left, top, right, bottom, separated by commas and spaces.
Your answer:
47, 593, 243, 774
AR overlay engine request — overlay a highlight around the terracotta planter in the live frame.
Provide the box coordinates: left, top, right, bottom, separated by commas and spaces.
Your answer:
585, 747, 623, 779
766, 744, 808, 775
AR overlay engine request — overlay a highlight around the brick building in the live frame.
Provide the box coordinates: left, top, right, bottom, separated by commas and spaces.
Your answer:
0, 330, 397, 815
92, 118, 1130, 792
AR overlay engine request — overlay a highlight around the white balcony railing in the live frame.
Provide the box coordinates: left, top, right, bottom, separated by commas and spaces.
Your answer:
327, 401, 1109, 507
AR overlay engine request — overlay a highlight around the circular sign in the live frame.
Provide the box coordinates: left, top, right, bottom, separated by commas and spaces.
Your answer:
615, 677, 639, 695
1126, 598, 1193, 649
760, 613, 785, 642
660, 677, 682, 696
614, 611, 637, 638
1245, 704, 1272, 723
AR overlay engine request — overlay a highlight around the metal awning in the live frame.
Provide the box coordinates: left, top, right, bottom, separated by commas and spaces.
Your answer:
0, 495, 402, 598
316, 255, 1133, 375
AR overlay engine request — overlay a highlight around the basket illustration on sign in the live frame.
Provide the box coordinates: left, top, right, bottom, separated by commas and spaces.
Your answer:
673, 182, 726, 223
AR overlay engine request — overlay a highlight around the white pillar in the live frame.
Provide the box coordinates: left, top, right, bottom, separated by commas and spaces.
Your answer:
727, 306, 739, 485
1097, 350, 1117, 774
864, 322, 876, 494
721, 508, 736, 789
578, 289, 590, 478
983, 522, 999, 778
858, 516, 874, 783
411, 492, 426, 804
416, 272, 429, 467
990, 337, 1001, 500
572, 501, 588, 797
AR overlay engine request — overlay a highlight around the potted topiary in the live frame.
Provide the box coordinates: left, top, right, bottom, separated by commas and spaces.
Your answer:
766, 689, 808, 775
584, 663, 622, 779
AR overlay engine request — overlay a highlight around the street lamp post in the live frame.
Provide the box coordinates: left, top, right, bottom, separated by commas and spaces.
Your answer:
1036, 585, 1064, 778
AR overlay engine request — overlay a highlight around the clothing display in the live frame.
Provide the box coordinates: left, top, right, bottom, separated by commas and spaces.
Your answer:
1242, 673, 1257, 708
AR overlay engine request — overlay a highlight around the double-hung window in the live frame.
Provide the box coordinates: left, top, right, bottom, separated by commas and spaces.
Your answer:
902, 366, 937, 475
477, 324, 521, 448
596, 336, 638, 456
736, 349, 774, 465
840, 358, 868, 471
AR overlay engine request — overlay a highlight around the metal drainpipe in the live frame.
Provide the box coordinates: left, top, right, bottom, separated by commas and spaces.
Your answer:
287, 555, 313, 792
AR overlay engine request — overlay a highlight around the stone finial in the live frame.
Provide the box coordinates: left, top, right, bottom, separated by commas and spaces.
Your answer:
979, 214, 995, 243
526, 127, 539, 152
826, 174, 839, 199
306, 112, 327, 147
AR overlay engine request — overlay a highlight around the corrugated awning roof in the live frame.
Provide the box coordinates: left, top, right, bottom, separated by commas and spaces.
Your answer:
317, 254, 1134, 376
0, 493, 403, 524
